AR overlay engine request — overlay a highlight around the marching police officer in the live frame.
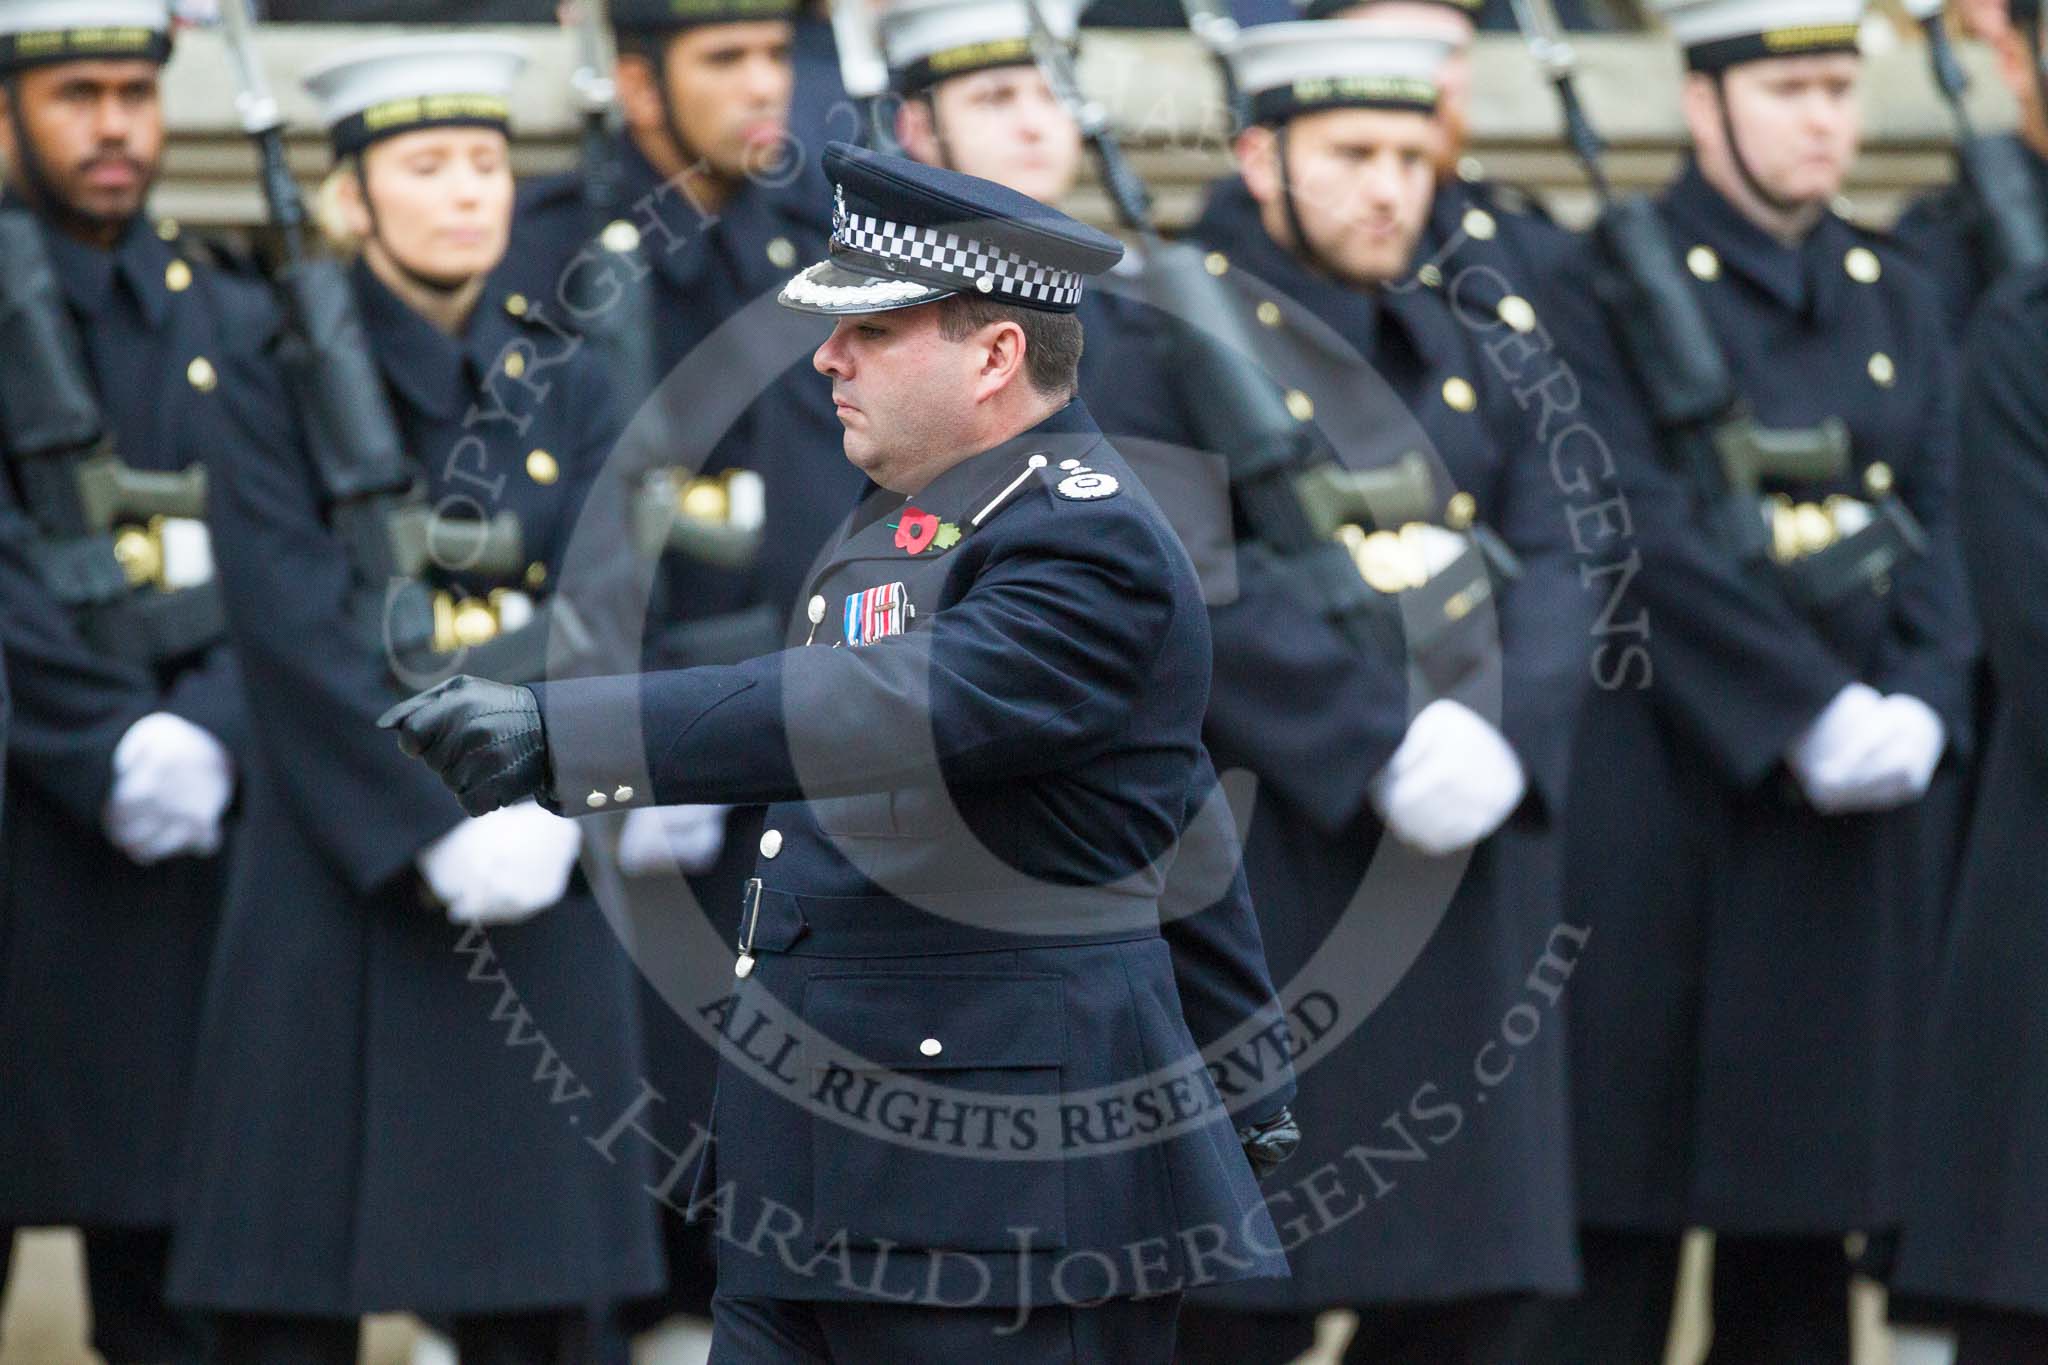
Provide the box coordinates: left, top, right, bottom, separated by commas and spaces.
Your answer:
1523, 3, 1977, 1360
1889, 264, 2048, 1365
1092, 18, 1589, 1363
165, 37, 663, 1361
383, 140, 1299, 1364
0, 4, 256, 1358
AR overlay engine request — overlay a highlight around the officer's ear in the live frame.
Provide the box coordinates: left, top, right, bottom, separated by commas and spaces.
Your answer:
1236, 125, 1280, 208
972, 317, 1030, 402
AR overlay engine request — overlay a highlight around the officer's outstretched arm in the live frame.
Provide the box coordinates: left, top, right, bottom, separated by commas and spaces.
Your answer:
391, 494, 1178, 814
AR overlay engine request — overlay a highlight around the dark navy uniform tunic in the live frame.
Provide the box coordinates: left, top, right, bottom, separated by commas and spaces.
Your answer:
1092, 176, 1589, 1307
1553, 163, 1976, 1235
1893, 267, 2048, 1320
168, 263, 664, 1316
0, 211, 254, 1230
534, 401, 1294, 1307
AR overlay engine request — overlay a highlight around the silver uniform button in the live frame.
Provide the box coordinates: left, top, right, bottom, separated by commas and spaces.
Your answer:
586, 790, 609, 810
614, 785, 635, 804
919, 1038, 943, 1057
808, 595, 827, 624
760, 829, 784, 859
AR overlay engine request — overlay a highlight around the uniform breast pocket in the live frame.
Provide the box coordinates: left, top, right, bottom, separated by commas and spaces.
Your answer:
803, 972, 1067, 1252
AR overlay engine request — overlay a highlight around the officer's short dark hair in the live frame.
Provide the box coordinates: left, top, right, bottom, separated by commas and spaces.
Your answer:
934, 294, 1084, 398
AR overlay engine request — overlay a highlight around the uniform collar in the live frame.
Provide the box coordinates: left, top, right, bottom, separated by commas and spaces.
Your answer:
22, 207, 177, 331
864, 398, 1104, 534
1661, 158, 1854, 319
353, 256, 524, 422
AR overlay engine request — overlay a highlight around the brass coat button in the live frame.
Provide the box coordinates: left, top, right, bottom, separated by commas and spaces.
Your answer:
602, 219, 641, 254
526, 449, 560, 486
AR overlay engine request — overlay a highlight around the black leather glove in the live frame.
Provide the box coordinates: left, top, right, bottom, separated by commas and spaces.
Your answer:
377, 676, 549, 817
1237, 1106, 1300, 1181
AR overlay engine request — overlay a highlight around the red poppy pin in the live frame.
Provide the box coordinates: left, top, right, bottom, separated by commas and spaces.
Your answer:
891, 507, 961, 555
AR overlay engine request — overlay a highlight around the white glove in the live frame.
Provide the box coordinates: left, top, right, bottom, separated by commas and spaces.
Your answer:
618, 804, 732, 877
103, 712, 234, 864
1879, 693, 1947, 801
1787, 683, 1945, 815
416, 800, 584, 926
1368, 699, 1527, 858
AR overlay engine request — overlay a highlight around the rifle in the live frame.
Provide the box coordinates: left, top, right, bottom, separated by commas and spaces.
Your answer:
1029, 0, 1501, 684
218, 0, 592, 684
0, 209, 224, 667
1510, 0, 1923, 611
1902, 0, 2048, 277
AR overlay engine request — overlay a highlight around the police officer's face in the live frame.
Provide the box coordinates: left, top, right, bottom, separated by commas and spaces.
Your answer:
644, 22, 794, 181
812, 303, 1006, 491
1239, 108, 1437, 287
1688, 54, 1863, 207
0, 60, 163, 232
345, 128, 515, 286
899, 67, 1084, 207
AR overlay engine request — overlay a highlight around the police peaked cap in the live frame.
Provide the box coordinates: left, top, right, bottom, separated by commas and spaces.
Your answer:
778, 141, 1124, 316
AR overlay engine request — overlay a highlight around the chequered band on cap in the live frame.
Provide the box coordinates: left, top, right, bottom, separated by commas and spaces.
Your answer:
833, 199, 1085, 308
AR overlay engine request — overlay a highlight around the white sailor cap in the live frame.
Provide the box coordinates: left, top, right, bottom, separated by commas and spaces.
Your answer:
1227, 20, 1453, 125
303, 35, 528, 158
881, 0, 1083, 95
1651, 0, 1865, 72
0, 0, 171, 75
